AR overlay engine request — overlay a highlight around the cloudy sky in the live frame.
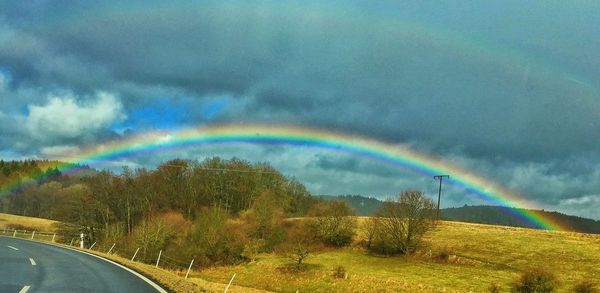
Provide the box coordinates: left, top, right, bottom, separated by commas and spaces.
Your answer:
1, 1, 599, 219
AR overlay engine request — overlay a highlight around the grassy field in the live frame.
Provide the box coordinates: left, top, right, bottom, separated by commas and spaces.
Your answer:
2, 212, 598, 292
78, 248, 269, 293
194, 221, 600, 292
0, 212, 58, 231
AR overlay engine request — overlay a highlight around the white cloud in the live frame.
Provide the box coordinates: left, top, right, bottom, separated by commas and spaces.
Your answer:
26, 92, 125, 140
40, 145, 81, 157
558, 195, 600, 220
560, 195, 600, 206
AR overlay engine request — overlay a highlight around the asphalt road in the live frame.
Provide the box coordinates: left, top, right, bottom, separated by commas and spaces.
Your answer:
0, 236, 167, 293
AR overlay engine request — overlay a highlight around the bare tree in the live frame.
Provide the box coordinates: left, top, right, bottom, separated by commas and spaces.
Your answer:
277, 222, 321, 271
310, 200, 356, 247
366, 190, 436, 254
133, 217, 175, 262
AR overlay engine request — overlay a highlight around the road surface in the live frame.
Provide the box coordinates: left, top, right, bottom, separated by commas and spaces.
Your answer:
0, 236, 167, 293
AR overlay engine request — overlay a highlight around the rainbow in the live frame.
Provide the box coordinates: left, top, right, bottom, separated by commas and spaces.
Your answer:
0, 124, 567, 231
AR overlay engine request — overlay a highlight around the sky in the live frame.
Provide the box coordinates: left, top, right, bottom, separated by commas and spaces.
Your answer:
0, 1, 599, 219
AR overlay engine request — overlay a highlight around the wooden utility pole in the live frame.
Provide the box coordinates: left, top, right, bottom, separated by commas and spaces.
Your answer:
433, 175, 450, 220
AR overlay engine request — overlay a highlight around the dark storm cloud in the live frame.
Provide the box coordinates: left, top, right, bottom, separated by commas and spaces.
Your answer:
309, 154, 402, 179
0, 1, 599, 217
3, 0, 597, 160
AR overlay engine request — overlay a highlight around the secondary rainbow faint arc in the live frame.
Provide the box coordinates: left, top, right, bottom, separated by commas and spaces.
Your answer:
3, 124, 566, 231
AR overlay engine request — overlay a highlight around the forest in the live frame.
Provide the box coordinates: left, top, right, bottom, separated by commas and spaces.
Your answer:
0, 158, 318, 265
0, 159, 437, 269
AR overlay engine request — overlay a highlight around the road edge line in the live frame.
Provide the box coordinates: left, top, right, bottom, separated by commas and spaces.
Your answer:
0, 236, 168, 293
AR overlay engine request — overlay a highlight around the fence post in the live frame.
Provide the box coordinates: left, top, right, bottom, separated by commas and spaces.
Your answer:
224, 273, 236, 293
89, 242, 97, 250
155, 250, 162, 268
52, 233, 56, 242
185, 259, 195, 279
107, 243, 116, 254
131, 247, 140, 261
31, 231, 35, 239
13, 229, 16, 237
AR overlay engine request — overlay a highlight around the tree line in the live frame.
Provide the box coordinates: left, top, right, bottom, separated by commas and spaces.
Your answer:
321, 194, 600, 234
1, 157, 313, 232
0, 158, 437, 268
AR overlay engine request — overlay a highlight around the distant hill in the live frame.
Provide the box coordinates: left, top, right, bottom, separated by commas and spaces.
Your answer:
442, 205, 600, 234
1, 160, 97, 195
317, 195, 383, 216
321, 194, 600, 234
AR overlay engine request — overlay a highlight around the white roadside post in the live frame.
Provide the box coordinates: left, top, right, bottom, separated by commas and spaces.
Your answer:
185, 259, 194, 280
155, 250, 162, 268
13, 229, 16, 237
31, 231, 35, 239
131, 248, 140, 261
89, 242, 97, 250
224, 273, 236, 293
52, 233, 56, 242
107, 243, 116, 254
80, 233, 84, 249
69, 238, 74, 246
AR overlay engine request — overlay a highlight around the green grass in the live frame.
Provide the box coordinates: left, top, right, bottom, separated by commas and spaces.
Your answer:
193, 221, 600, 292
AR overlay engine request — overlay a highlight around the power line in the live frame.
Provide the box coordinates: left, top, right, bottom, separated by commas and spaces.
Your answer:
47, 155, 279, 175
161, 164, 279, 174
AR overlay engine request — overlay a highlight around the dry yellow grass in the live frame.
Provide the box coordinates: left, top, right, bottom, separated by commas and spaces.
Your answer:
0, 212, 59, 231
3, 213, 599, 292
195, 220, 600, 292
86, 251, 270, 293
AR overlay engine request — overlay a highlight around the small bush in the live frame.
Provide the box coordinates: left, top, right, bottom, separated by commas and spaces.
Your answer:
488, 283, 501, 293
435, 247, 452, 262
512, 268, 557, 293
574, 281, 598, 293
241, 239, 265, 263
333, 265, 347, 279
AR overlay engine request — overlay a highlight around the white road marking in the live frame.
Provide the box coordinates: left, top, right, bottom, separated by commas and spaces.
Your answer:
29, 258, 36, 266
4, 236, 167, 293
7, 245, 19, 251
19, 286, 31, 293
59, 246, 167, 293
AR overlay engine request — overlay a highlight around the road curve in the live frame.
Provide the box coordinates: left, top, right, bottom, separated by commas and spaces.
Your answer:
0, 236, 167, 293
